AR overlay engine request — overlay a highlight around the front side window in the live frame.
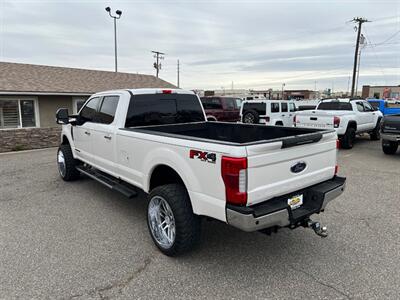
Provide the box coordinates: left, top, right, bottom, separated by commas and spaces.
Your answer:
271, 102, 280, 113
356, 102, 365, 112
235, 98, 243, 109
97, 96, 119, 124
363, 101, 374, 112
0, 99, 36, 129
80, 97, 100, 122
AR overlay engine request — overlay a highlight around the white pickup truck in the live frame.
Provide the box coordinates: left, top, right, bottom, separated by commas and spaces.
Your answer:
56, 89, 346, 256
294, 99, 383, 149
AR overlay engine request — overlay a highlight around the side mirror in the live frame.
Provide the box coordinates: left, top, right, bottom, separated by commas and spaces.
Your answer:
56, 108, 70, 124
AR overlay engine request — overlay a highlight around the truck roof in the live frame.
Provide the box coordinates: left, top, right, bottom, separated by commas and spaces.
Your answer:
92, 88, 195, 96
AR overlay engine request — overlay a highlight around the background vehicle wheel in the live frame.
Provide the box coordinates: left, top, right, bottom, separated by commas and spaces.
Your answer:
147, 184, 201, 256
243, 110, 259, 124
382, 140, 398, 155
341, 127, 356, 149
57, 144, 80, 181
370, 119, 381, 140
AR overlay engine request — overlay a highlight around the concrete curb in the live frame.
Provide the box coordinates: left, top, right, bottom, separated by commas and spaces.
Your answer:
0, 147, 58, 156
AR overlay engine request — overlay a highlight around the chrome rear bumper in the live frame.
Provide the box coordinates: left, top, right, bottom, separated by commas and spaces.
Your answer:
226, 176, 346, 232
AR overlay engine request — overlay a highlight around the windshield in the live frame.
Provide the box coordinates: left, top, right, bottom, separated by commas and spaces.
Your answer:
317, 102, 352, 111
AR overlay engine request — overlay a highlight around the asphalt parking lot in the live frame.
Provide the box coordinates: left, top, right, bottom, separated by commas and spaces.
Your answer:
0, 136, 399, 299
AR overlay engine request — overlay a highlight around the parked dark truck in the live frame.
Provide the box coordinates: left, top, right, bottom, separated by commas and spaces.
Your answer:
381, 114, 400, 154
200, 96, 242, 122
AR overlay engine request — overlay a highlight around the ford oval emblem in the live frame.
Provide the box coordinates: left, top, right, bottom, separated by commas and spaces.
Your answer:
291, 161, 307, 173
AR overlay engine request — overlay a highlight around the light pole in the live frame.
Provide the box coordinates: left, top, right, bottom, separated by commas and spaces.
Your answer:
281, 83, 285, 100
105, 7, 122, 72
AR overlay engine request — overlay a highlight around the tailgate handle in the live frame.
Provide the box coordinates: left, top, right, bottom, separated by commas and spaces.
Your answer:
281, 133, 323, 148
310, 117, 317, 121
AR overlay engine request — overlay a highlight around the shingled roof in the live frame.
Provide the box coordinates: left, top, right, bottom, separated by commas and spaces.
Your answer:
0, 61, 176, 95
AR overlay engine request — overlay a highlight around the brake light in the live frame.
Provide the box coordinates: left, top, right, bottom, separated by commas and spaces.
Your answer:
162, 89, 172, 94
265, 116, 270, 123
333, 116, 340, 128
336, 139, 340, 149
335, 165, 339, 175
293, 115, 297, 124
221, 156, 247, 206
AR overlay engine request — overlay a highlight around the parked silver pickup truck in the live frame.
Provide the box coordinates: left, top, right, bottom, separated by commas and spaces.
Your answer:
56, 88, 346, 256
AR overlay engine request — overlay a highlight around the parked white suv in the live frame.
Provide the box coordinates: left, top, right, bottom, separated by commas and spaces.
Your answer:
294, 99, 382, 149
240, 100, 296, 126
56, 89, 346, 256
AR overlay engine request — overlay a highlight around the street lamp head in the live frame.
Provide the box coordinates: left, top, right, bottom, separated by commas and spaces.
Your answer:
116, 10, 122, 16
105, 6, 111, 12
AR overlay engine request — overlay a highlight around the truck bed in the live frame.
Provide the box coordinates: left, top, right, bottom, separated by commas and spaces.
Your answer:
123, 122, 334, 147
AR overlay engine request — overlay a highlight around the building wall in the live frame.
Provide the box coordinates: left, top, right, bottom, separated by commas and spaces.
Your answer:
38, 95, 73, 127
0, 127, 61, 153
362, 85, 400, 99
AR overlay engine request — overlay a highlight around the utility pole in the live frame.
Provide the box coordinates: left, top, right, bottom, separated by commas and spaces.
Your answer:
355, 34, 366, 97
152, 51, 165, 78
177, 59, 180, 88
351, 17, 370, 97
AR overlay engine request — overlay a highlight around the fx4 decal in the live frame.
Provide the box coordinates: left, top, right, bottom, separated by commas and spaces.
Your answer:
189, 150, 216, 164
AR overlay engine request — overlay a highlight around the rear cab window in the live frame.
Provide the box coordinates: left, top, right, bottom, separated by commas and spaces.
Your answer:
125, 93, 205, 127
317, 101, 353, 111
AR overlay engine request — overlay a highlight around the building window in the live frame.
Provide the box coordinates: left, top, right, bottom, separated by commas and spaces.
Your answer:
73, 97, 88, 114
0, 99, 38, 129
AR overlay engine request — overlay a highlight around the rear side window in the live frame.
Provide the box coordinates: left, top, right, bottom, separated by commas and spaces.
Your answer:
125, 94, 204, 127
271, 103, 280, 113
318, 102, 352, 111
80, 97, 100, 122
242, 102, 266, 115
281, 102, 288, 112
201, 97, 223, 109
225, 98, 236, 110
97, 96, 119, 124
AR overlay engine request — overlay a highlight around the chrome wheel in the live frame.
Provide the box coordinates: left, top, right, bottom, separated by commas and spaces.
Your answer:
57, 150, 66, 177
148, 196, 176, 249
244, 113, 255, 123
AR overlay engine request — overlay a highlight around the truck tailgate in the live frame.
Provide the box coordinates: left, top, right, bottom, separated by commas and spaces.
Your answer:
245, 132, 337, 206
295, 112, 334, 129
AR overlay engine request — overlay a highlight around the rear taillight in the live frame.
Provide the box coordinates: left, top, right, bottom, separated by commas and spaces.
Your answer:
335, 165, 339, 175
221, 156, 247, 206
333, 116, 340, 128
265, 116, 270, 123
293, 115, 297, 125
336, 139, 340, 149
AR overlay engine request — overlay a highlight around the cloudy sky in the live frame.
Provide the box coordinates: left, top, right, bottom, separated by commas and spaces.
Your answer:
1, 0, 399, 91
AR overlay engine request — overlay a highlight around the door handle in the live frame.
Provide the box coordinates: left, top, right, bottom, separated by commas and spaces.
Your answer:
104, 135, 112, 140
84, 131, 90, 136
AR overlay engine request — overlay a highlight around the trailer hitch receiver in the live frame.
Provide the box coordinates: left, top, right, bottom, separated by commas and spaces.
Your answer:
303, 219, 328, 238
